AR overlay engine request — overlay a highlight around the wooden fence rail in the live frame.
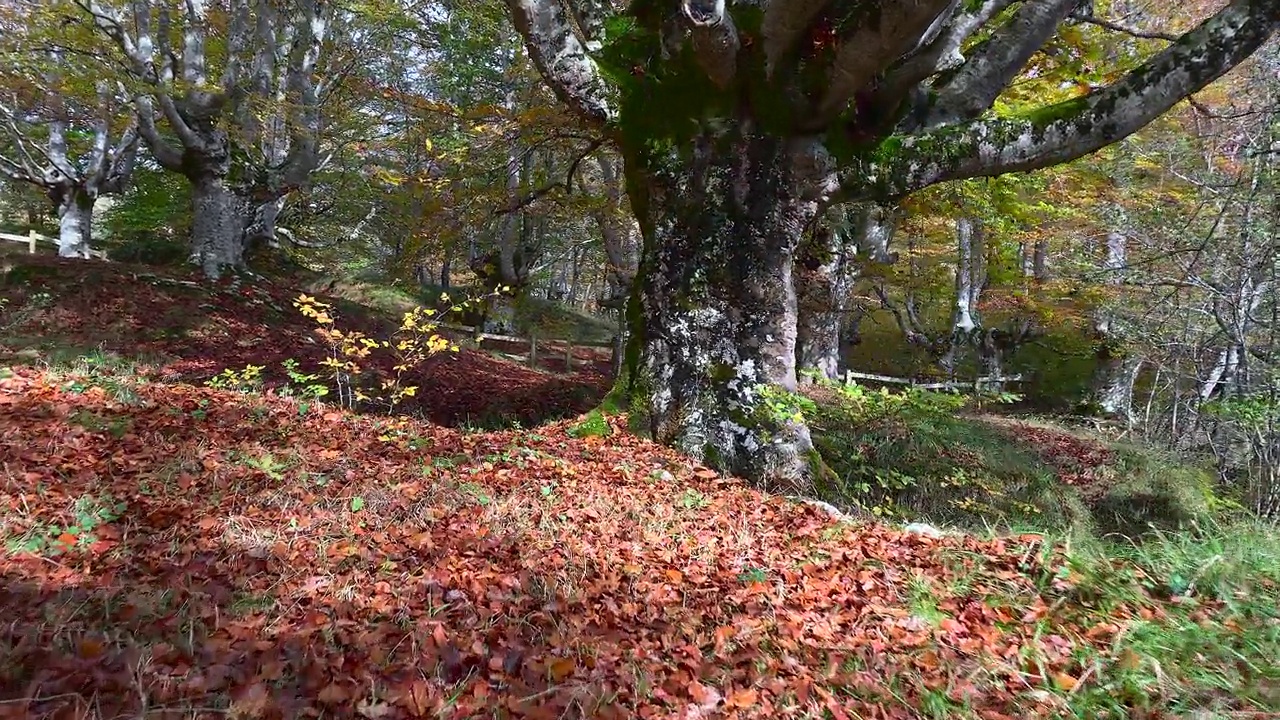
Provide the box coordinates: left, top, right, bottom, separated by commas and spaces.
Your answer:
437, 322, 615, 371
842, 369, 1025, 392
0, 229, 108, 259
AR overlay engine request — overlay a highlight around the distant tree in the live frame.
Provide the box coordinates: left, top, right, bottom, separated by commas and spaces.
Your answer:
0, 2, 138, 257
75, 0, 332, 276
507, 0, 1280, 487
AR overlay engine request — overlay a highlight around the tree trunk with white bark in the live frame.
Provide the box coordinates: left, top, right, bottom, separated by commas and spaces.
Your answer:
1088, 230, 1141, 422
78, 0, 330, 278
796, 204, 895, 382
54, 187, 95, 259
191, 175, 249, 277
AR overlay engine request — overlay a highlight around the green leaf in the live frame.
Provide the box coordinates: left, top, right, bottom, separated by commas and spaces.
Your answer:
350, 496, 365, 513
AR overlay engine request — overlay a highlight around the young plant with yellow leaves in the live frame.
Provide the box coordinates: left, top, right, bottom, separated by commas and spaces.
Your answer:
294, 290, 498, 413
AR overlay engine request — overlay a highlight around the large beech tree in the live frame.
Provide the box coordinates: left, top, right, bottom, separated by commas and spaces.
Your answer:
76, 0, 331, 277
504, 0, 1280, 489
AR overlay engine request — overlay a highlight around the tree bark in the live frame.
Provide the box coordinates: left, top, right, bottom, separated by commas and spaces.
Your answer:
55, 187, 95, 259
190, 176, 248, 278
628, 130, 822, 490
1088, 230, 1140, 421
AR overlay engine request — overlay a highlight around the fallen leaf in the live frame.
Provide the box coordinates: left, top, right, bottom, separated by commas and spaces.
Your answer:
548, 657, 576, 681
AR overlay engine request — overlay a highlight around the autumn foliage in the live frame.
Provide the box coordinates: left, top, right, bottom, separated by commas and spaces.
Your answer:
0, 360, 1145, 719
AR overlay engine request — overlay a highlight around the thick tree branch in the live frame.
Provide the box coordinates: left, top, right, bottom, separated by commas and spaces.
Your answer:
815, 0, 960, 123
682, 0, 739, 89
925, 0, 1078, 127
567, 0, 612, 44
132, 96, 184, 171
847, 0, 1280, 200
505, 0, 614, 126
762, 0, 831, 78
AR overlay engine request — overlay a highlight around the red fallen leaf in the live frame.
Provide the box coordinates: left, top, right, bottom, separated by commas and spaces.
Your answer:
394, 678, 434, 715
692, 468, 718, 479
357, 699, 395, 719
88, 539, 117, 553
56, 531, 78, 548
231, 682, 273, 717
318, 683, 350, 705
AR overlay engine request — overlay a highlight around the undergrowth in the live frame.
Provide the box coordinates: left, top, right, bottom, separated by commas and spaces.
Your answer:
1065, 519, 1280, 716
804, 380, 1216, 538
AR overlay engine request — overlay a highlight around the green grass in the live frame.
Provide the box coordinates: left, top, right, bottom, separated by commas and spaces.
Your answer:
806, 382, 1215, 538
313, 277, 617, 343
1064, 519, 1280, 716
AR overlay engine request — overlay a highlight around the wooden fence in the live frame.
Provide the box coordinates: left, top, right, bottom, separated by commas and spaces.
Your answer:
0, 229, 108, 259
842, 369, 1025, 392
438, 322, 616, 372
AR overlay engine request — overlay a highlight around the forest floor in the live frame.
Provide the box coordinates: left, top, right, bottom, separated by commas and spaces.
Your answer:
2, 256, 1279, 719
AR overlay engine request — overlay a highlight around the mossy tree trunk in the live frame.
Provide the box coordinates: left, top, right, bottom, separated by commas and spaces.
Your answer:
625, 126, 822, 490
509, 0, 1280, 488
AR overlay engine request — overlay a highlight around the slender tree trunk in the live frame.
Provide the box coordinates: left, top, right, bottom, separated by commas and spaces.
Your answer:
1089, 231, 1141, 421
796, 204, 894, 382
1092, 351, 1142, 421
628, 131, 822, 490
55, 186, 95, 259
190, 176, 247, 278
940, 218, 986, 375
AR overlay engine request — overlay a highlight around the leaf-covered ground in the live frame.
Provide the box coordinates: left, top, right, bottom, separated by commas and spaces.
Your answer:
8, 257, 1269, 718
0, 255, 610, 428
0, 363, 1143, 719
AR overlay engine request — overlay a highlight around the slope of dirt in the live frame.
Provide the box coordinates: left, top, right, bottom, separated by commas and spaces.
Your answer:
0, 256, 608, 427
0, 365, 1140, 719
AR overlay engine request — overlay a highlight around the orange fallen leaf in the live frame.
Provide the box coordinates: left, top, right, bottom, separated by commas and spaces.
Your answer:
548, 657, 576, 681
1051, 673, 1078, 691
77, 638, 105, 659
728, 687, 759, 708
664, 569, 684, 583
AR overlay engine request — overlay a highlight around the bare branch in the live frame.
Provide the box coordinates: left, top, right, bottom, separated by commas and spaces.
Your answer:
493, 138, 607, 216
1071, 13, 1180, 42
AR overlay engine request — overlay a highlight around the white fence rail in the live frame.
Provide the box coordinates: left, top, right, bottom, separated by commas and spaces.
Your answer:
0, 229, 107, 259
842, 369, 1025, 392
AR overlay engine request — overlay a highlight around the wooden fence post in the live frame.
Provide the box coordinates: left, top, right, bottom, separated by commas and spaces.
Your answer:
527, 331, 538, 368
28, 229, 37, 255
564, 342, 574, 371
